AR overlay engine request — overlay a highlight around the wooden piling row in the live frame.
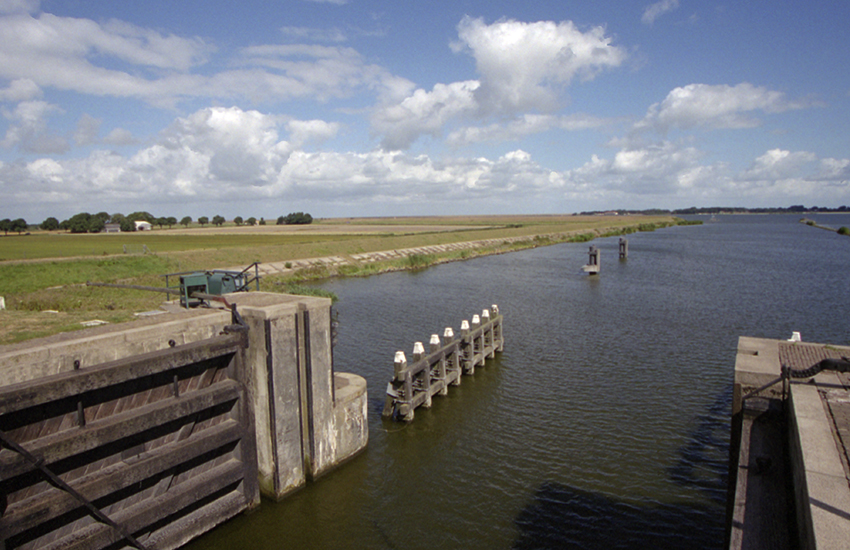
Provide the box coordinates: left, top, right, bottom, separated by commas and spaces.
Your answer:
382, 305, 504, 422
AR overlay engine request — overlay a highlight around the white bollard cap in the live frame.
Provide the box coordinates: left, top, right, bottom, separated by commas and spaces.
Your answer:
492, 304, 499, 314
413, 341, 425, 355
394, 351, 407, 363
443, 327, 454, 338
430, 334, 441, 346
461, 320, 470, 330
472, 314, 480, 325
787, 331, 802, 342
481, 309, 490, 319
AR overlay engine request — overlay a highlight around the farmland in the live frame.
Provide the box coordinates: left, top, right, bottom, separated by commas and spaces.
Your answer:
0, 214, 682, 343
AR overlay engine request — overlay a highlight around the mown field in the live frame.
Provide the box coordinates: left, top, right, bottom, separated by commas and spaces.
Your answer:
0, 215, 684, 344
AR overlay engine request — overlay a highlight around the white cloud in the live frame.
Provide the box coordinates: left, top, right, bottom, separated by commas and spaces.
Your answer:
738, 148, 817, 181
73, 113, 101, 146
453, 16, 627, 114
1, 98, 68, 153
642, 0, 680, 25
636, 83, 812, 133
103, 128, 139, 146
0, 0, 38, 15
281, 25, 347, 43
372, 80, 480, 150
0, 78, 41, 101
286, 119, 340, 147
373, 17, 626, 150
446, 113, 613, 146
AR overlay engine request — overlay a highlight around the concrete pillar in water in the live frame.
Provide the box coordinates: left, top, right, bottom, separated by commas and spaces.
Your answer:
619, 237, 629, 259
582, 246, 600, 275
431, 334, 449, 396
226, 293, 368, 500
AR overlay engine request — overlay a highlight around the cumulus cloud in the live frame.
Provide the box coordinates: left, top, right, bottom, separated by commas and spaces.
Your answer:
281, 25, 347, 43
0, 78, 41, 101
446, 113, 613, 146
636, 83, 812, 133
373, 17, 626, 150
286, 119, 340, 147
1, 99, 68, 153
642, 0, 680, 25
103, 128, 139, 146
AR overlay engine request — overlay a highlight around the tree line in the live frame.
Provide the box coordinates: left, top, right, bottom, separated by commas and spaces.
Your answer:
1, 211, 314, 235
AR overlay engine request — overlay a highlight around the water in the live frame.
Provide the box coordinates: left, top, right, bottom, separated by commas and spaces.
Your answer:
187, 214, 850, 549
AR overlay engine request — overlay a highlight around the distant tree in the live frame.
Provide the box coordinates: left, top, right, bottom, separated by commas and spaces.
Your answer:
11, 218, 28, 234
180, 216, 192, 227
127, 211, 155, 223
40, 217, 60, 231
233, 216, 244, 226
198, 216, 209, 226
166, 216, 177, 228
155, 217, 167, 229
67, 212, 92, 234
246, 217, 257, 226
0, 218, 11, 235
88, 217, 106, 233
259, 217, 266, 225
276, 216, 285, 225
119, 219, 135, 232
212, 215, 226, 226
59, 219, 70, 231
283, 212, 313, 225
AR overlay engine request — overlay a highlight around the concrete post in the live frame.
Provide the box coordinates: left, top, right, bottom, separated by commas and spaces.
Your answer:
430, 334, 448, 396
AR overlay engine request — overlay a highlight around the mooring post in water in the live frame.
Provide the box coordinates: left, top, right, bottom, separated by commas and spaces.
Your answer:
461, 319, 474, 375
582, 246, 600, 275
619, 237, 628, 259
431, 334, 449, 396
413, 341, 432, 408
444, 327, 462, 386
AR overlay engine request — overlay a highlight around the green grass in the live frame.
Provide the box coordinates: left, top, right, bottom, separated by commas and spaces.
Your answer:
0, 215, 685, 344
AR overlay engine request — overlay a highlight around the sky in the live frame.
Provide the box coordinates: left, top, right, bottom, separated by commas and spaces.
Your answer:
1, 0, 849, 223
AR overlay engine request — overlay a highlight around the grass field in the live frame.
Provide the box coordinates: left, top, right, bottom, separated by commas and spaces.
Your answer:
0, 214, 688, 344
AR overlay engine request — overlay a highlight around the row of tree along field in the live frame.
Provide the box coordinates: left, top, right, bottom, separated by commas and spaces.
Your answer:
1, 211, 313, 235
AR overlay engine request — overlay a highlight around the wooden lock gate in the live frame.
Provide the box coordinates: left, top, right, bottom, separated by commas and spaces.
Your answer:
382, 305, 504, 422
0, 322, 259, 550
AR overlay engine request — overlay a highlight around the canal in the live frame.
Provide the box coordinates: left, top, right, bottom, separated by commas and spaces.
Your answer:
186, 213, 850, 549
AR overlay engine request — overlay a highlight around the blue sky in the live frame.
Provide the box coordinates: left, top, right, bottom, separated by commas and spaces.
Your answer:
1, 0, 848, 222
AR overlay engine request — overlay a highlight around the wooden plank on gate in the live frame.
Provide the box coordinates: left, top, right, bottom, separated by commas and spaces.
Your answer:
0, 334, 243, 415
0, 380, 240, 479
1, 419, 243, 538
40, 459, 245, 550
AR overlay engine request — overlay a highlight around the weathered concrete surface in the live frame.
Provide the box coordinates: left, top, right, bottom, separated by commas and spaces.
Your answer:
222, 292, 368, 499
730, 337, 850, 550
0, 308, 232, 385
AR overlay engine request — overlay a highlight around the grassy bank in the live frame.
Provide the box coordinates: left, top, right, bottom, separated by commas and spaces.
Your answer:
0, 215, 693, 344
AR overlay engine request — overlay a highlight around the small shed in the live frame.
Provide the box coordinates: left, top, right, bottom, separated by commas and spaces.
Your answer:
135, 220, 152, 231
104, 223, 121, 233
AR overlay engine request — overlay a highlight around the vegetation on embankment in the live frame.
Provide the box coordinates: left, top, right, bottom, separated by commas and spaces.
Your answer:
0, 215, 695, 344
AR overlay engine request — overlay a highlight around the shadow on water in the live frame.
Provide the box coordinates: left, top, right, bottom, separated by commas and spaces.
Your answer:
666, 387, 732, 505
512, 482, 718, 550
513, 388, 732, 550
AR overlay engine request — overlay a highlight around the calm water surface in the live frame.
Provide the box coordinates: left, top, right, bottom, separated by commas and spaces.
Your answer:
187, 214, 850, 550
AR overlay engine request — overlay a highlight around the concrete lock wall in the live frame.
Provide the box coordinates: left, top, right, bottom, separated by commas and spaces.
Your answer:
226, 292, 368, 499
0, 292, 368, 502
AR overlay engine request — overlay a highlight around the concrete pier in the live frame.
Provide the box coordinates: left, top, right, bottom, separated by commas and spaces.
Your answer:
730, 336, 850, 549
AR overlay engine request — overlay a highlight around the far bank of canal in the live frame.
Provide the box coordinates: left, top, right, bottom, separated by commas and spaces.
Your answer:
186, 213, 850, 550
